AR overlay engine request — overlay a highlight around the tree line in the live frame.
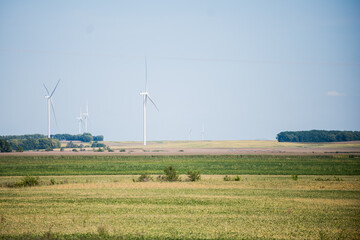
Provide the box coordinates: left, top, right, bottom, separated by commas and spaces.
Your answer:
276, 130, 360, 142
1, 133, 104, 143
0, 137, 60, 152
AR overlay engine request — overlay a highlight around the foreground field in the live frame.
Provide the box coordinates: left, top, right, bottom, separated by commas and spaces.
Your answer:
0, 175, 359, 239
0, 155, 360, 176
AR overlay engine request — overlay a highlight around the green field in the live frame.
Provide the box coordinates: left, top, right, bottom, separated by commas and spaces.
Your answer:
1, 154, 359, 239
1, 155, 359, 176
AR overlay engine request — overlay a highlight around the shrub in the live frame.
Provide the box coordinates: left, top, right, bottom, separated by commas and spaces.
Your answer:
119, 149, 126, 152
291, 175, 298, 181
91, 142, 106, 148
95, 147, 104, 152
60, 147, 64, 152
187, 170, 201, 182
164, 166, 180, 182
16, 146, 24, 152
223, 175, 231, 181
97, 225, 109, 236
72, 148, 78, 152
20, 176, 40, 187
45, 147, 53, 151
50, 178, 56, 185
134, 174, 153, 182
234, 175, 241, 181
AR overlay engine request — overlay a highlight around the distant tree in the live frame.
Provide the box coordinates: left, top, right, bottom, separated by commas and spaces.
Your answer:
276, 130, 360, 142
0, 138, 12, 152
16, 146, 24, 152
93, 135, 104, 141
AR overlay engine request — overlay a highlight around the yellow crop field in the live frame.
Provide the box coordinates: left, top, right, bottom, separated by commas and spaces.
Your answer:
1, 175, 359, 239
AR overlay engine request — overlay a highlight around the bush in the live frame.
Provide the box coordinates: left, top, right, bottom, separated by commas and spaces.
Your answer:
164, 166, 180, 182
50, 178, 56, 185
119, 149, 126, 152
60, 147, 64, 152
45, 147, 53, 151
223, 175, 231, 181
91, 142, 106, 148
19, 176, 40, 187
234, 175, 241, 181
291, 175, 298, 181
133, 174, 153, 182
16, 146, 24, 152
223, 175, 242, 181
72, 148, 78, 152
187, 170, 201, 182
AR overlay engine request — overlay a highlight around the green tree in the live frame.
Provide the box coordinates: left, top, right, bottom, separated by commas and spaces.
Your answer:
0, 138, 12, 152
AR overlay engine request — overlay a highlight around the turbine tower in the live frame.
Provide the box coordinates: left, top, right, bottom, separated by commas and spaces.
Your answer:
43, 79, 60, 138
83, 103, 89, 133
201, 124, 205, 141
140, 57, 159, 146
76, 109, 83, 134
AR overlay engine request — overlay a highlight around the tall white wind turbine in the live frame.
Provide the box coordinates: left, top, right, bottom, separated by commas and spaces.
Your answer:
43, 79, 60, 138
76, 109, 83, 134
140, 57, 159, 146
83, 103, 89, 133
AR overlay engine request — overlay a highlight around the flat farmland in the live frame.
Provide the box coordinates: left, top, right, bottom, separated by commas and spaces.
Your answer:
0, 155, 359, 176
1, 142, 360, 239
0, 175, 359, 239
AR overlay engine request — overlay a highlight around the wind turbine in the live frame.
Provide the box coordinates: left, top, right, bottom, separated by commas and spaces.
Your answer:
83, 103, 89, 133
140, 57, 159, 146
43, 79, 60, 138
201, 124, 205, 141
76, 109, 83, 134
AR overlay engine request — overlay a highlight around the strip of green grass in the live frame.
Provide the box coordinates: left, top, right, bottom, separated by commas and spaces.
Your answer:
0, 155, 359, 176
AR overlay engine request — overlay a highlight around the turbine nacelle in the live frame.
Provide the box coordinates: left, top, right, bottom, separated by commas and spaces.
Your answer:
140, 91, 148, 95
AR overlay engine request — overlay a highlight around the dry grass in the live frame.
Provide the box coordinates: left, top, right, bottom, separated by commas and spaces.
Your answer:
105, 140, 360, 149
1, 175, 359, 239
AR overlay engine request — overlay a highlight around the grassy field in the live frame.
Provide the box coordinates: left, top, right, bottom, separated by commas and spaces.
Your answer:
1, 153, 359, 239
105, 140, 360, 149
0, 155, 360, 176
0, 175, 359, 239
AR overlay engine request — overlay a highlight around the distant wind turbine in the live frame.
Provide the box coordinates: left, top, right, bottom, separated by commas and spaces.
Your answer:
76, 108, 83, 134
140, 57, 159, 146
201, 124, 205, 141
83, 103, 89, 133
43, 79, 60, 138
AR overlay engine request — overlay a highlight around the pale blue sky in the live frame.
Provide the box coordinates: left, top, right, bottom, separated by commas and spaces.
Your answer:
0, 0, 359, 141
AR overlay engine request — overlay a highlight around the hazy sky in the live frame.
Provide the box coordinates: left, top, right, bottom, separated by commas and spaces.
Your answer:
0, 0, 359, 141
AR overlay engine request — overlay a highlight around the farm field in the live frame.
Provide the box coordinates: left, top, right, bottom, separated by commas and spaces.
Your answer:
30, 140, 360, 155
0, 175, 359, 239
0, 155, 360, 176
0, 149, 359, 239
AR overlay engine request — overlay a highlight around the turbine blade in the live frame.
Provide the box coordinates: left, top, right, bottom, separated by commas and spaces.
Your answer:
147, 95, 159, 112
50, 99, 58, 127
50, 79, 61, 97
145, 57, 148, 91
43, 84, 50, 95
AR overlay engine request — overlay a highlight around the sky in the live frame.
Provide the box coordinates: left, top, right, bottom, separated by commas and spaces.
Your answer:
0, 0, 359, 141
